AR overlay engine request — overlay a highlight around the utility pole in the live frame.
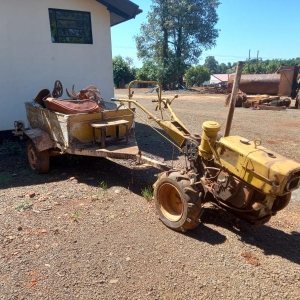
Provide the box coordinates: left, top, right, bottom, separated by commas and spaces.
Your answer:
248, 49, 251, 73
256, 50, 259, 73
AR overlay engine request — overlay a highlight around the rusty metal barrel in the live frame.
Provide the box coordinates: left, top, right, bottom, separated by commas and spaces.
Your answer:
227, 74, 280, 95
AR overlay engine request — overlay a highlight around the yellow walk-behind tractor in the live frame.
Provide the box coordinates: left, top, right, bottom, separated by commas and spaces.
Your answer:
113, 80, 300, 232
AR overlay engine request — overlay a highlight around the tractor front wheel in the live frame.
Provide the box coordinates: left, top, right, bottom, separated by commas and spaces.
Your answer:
27, 139, 50, 174
153, 171, 203, 232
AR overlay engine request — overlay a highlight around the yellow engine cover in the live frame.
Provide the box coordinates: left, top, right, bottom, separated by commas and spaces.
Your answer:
215, 136, 300, 196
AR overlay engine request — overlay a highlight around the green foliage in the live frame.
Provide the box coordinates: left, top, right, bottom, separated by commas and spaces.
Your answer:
135, 0, 220, 87
14, 199, 33, 211
203, 56, 218, 74
199, 56, 300, 75
141, 186, 153, 201
99, 181, 108, 191
71, 211, 81, 222
99, 181, 108, 198
136, 60, 159, 81
217, 63, 233, 74
241, 58, 300, 74
91, 181, 109, 200
185, 65, 210, 87
113, 55, 135, 88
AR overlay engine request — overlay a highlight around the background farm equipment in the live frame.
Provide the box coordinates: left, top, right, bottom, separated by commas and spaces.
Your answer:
225, 93, 292, 109
198, 86, 227, 94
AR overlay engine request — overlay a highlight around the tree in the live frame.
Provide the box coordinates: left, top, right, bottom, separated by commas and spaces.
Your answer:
203, 56, 219, 74
125, 56, 134, 67
136, 61, 159, 81
112, 56, 135, 88
185, 65, 210, 87
217, 63, 228, 74
135, 0, 219, 88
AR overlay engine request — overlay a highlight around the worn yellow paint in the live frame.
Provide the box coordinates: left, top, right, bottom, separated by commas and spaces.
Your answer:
215, 136, 300, 196
199, 121, 221, 160
26, 103, 134, 147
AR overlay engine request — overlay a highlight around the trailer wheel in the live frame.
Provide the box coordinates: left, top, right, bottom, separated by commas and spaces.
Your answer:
27, 140, 50, 174
153, 171, 203, 232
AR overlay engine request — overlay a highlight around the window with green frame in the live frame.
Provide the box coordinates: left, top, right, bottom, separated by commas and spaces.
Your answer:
48, 8, 93, 44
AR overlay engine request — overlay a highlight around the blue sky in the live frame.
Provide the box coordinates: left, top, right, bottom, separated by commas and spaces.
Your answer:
111, 0, 300, 68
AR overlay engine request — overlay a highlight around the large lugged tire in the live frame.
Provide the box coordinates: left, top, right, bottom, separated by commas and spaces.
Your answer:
153, 171, 203, 232
27, 140, 50, 174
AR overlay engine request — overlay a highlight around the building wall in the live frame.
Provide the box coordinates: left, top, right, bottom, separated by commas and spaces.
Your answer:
0, 0, 114, 130
202, 75, 220, 86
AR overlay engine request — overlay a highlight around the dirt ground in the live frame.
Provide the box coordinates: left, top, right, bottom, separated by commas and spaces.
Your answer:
1, 89, 300, 299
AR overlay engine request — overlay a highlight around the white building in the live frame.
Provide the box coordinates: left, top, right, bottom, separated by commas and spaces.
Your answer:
202, 74, 229, 87
0, 0, 141, 131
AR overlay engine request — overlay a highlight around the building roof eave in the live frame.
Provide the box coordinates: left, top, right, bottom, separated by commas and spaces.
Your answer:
96, 0, 142, 26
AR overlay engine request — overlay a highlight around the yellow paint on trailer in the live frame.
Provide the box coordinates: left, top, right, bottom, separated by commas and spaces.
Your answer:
26, 102, 134, 147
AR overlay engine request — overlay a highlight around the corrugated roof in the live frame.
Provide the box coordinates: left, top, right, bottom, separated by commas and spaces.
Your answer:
96, 0, 142, 26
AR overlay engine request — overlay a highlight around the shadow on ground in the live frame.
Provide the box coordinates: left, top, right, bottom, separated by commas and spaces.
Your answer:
0, 145, 160, 195
135, 121, 181, 161
0, 121, 181, 193
186, 206, 300, 265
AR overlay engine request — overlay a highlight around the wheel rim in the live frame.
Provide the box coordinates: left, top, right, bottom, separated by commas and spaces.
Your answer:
158, 182, 183, 222
27, 143, 38, 170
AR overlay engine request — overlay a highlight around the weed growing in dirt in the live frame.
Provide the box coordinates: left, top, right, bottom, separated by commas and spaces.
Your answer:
91, 181, 109, 201
99, 181, 108, 197
14, 199, 33, 211
1, 140, 22, 155
71, 211, 81, 222
141, 186, 153, 201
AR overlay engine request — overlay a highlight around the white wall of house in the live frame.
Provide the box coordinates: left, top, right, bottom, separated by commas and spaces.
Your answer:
202, 75, 222, 86
0, 0, 114, 130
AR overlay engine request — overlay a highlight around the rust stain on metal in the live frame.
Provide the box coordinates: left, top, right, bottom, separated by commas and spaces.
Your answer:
24, 129, 54, 152
228, 74, 281, 95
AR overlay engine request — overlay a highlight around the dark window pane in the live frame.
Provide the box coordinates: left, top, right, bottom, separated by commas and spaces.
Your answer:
48, 8, 93, 44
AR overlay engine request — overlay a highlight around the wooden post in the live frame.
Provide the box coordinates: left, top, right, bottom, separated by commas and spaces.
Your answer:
224, 61, 243, 137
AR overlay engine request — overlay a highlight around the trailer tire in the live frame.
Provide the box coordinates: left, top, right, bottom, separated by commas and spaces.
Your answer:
153, 171, 203, 232
27, 140, 50, 174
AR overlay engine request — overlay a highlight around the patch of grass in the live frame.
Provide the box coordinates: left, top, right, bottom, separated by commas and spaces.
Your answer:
99, 181, 108, 191
1, 140, 22, 155
91, 181, 109, 201
71, 211, 81, 222
141, 186, 153, 201
14, 199, 33, 211
91, 181, 108, 201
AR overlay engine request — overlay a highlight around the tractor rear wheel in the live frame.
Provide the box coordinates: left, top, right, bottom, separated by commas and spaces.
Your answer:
153, 171, 203, 232
27, 139, 50, 174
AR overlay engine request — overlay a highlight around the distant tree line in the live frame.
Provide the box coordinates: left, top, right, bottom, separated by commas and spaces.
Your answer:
113, 55, 300, 88
203, 56, 300, 75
